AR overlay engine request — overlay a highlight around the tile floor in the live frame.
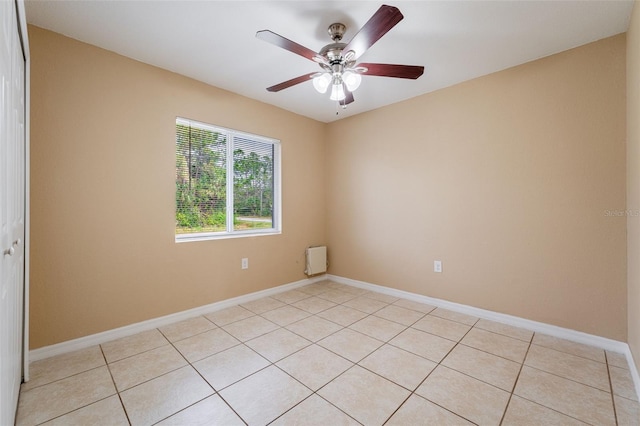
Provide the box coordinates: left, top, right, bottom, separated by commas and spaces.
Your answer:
16, 280, 640, 426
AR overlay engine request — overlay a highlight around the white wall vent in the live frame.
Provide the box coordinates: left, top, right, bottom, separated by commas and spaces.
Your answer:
305, 246, 327, 276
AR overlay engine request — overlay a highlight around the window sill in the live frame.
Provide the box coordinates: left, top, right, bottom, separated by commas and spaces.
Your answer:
175, 229, 281, 243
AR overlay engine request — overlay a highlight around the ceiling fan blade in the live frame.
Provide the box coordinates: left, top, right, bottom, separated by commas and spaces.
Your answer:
343, 5, 404, 60
256, 30, 319, 62
343, 88, 355, 105
266, 72, 316, 92
358, 63, 424, 79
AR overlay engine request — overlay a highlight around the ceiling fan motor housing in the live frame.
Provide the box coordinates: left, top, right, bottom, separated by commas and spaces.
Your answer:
319, 42, 347, 64
327, 22, 346, 41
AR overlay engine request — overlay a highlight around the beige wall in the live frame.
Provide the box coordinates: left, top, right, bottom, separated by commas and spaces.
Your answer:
29, 26, 327, 348
326, 35, 627, 340
628, 1, 640, 371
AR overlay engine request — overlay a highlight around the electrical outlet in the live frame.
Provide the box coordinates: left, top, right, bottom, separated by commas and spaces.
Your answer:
241, 258, 249, 269
434, 260, 442, 273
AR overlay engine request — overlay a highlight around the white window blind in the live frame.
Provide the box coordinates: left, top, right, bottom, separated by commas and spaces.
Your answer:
175, 118, 280, 241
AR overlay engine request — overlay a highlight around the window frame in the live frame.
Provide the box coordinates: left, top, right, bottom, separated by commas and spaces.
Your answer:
175, 117, 282, 243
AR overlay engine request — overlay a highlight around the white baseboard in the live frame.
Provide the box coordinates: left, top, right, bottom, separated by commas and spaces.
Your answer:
29, 275, 327, 362
327, 274, 640, 399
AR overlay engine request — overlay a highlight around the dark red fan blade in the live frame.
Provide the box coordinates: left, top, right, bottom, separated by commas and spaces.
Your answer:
343, 5, 404, 59
266, 72, 316, 92
256, 30, 319, 61
342, 86, 355, 105
358, 63, 424, 79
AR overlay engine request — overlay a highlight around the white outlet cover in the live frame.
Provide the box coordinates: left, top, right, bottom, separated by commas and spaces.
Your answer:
434, 261, 442, 273
241, 258, 249, 269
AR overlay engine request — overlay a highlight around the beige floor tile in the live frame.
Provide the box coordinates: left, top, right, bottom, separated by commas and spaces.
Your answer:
416, 365, 510, 425
120, 366, 213, 426
364, 292, 400, 304
271, 395, 359, 426
318, 328, 383, 362
173, 328, 240, 362
41, 395, 128, 426
240, 297, 286, 314
23, 346, 105, 391
271, 289, 311, 304
220, 365, 312, 425
325, 282, 355, 292
101, 329, 169, 363
502, 395, 588, 425
429, 307, 478, 325
109, 345, 188, 391
374, 304, 425, 326
316, 289, 358, 304
317, 305, 368, 326
525, 344, 609, 391
276, 344, 353, 390
16, 367, 116, 426
360, 344, 436, 390
442, 344, 521, 391
413, 315, 471, 342
474, 319, 533, 342
156, 395, 245, 425
610, 365, 639, 401
386, 394, 473, 425
297, 283, 330, 296
614, 394, 640, 425
292, 296, 337, 314
285, 315, 343, 341
340, 286, 370, 296
532, 333, 605, 363
606, 350, 629, 369
158, 316, 216, 342
318, 365, 410, 426
204, 305, 254, 326
193, 344, 269, 390
348, 315, 406, 342
221, 315, 279, 342
389, 327, 456, 363
245, 328, 311, 362
461, 327, 530, 362
514, 365, 615, 425
392, 298, 437, 314
342, 296, 389, 313
260, 305, 310, 326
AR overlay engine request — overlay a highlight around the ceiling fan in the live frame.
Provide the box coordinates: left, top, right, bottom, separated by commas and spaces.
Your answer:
256, 4, 424, 107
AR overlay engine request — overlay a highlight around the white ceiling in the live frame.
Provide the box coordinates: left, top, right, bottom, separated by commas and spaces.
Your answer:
25, 1, 634, 123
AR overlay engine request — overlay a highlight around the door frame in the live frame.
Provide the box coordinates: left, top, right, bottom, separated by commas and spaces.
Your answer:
15, 0, 30, 381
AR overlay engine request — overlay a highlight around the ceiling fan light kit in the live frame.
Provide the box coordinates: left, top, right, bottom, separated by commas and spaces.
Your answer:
256, 4, 424, 108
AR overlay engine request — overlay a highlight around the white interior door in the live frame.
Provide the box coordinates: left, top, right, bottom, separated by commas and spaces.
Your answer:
0, 0, 26, 424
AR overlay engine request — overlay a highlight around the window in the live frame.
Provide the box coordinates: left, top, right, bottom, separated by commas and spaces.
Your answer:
175, 118, 281, 241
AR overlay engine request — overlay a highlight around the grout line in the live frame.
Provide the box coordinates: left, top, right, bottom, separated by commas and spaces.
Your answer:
380, 391, 415, 425
498, 330, 532, 425
522, 363, 614, 394
100, 344, 133, 426
18, 363, 107, 393
509, 394, 599, 426
472, 325, 534, 344
530, 341, 608, 365
605, 351, 620, 426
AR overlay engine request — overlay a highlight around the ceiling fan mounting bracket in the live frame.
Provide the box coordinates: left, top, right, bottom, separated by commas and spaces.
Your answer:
327, 23, 346, 41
